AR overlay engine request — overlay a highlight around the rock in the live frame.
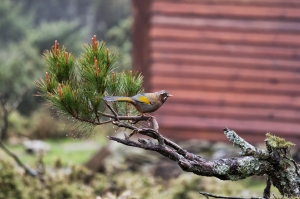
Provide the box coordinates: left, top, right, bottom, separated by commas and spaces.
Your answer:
23, 140, 51, 154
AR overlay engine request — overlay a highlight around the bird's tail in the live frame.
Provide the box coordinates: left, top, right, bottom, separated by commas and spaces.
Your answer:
102, 96, 133, 103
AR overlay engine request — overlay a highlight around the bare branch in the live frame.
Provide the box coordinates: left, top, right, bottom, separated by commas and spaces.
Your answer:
0, 140, 37, 176
109, 125, 300, 197
103, 99, 119, 119
263, 177, 271, 199
223, 128, 269, 159
108, 127, 271, 181
199, 191, 264, 199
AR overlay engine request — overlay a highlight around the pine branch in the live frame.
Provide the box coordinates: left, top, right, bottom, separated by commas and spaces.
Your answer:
36, 35, 145, 133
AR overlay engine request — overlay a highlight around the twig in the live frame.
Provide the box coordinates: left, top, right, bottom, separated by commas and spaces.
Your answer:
199, 191, 264, 199
0, 98, 9, 140
0, 89, 37, 177
103, 99, 119, 119
0, 140, 37, 176
101, 112, 151, 124
110, 122, 185, 153
263, 176, 271, 199
223, 128, 269, 159
72, 113, 113, 125
112, 120, 137, 131
285, 158, 300, 178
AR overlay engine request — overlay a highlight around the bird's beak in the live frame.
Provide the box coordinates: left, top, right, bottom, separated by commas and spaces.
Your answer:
167, 94, 173, 97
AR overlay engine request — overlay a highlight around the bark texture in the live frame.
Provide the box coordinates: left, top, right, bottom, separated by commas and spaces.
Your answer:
109, 124, 300, 198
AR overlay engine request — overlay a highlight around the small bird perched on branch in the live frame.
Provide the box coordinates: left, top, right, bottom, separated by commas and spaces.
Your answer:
103, 90, 172, 115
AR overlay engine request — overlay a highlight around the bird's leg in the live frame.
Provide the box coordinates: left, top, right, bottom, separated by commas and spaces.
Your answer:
143, 113, 153, 119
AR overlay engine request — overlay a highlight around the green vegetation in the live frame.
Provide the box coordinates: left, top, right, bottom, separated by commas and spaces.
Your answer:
106, 16, 133, 70
36, 36, 143, 134
0, 149, 276, 199
8, 138, 102, 166
0, 0, 84, 141
1, 0, 132, 140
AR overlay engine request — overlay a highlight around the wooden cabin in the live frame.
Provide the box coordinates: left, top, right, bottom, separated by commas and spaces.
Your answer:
132, 0, 300, 143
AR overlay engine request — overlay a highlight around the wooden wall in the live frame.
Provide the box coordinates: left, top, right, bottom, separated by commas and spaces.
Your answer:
132, 0, 300, 143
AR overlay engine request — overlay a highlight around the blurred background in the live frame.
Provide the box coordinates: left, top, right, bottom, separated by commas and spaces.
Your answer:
1, 0, 299, 198
139, 1, 300, 144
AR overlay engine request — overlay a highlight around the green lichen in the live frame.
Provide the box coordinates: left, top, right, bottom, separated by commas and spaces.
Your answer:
265, 133, 295, 149
237, 157, 259, 176
213, 163, 230, 175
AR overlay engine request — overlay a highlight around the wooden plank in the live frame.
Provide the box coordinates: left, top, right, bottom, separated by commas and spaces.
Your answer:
132, 0, 152, 91
151, 40, 300, 59
152, 15, 300, 33
150, 88, 300, 109
150, 76, 300, 95
150, 26, 300, 47
152, 1, 300, 19
151, 63, 300, 83
159, 103, 300, 122
159, 127, 300, 144
151, 51, 300, 71
154, 115, 300, 137
156, 0, 300, 7
160, 128, 231, 142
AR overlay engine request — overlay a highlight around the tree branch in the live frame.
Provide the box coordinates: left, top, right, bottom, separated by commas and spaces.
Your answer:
103, 99, 119, 119
199, 191, 264, 199
223, 128, 269, 159
108, 125, 300, 197
101, 99, 152, 123
0, 140, 37, 176
263, 177, 271, 199
108, 126, 271, 181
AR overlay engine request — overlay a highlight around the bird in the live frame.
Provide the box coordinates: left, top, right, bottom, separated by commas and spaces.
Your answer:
103, 90, 172, 115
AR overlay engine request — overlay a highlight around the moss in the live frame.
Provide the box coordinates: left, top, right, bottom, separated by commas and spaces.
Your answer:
265, 133, 295, 149
0, 151, 95, 199
0, 149, 274, 198
0, 159, 23, 199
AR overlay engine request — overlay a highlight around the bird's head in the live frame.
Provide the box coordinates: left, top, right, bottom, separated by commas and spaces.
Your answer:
156, 90, 172, 103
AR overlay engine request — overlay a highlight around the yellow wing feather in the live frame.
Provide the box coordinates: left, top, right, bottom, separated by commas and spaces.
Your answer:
136, 95, 151, 105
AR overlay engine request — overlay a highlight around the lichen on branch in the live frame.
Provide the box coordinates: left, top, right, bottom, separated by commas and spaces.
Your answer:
109, 126, 300, 198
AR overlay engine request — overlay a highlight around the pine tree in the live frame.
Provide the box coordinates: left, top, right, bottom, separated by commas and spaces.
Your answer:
36, 35, 144, 134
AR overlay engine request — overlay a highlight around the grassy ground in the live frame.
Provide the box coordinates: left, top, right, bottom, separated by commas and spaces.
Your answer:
4, 124, 282, 198
3, 109, 284, 197
5, 136, 282, 198
8, 136, 105, 167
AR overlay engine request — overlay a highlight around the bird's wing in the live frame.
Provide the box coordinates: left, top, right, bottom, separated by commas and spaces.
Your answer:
134, 95, 152, 105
